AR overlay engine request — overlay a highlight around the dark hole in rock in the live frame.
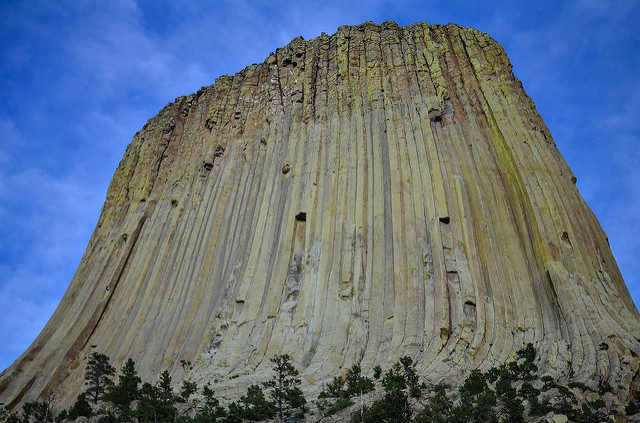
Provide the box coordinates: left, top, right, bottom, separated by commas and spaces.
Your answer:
171, 199, 178, 207
599, 342, 609, 351
571, 176, 577, 184
121, 233, 128, 241
428, 108, 443, 122
443, 97, 454, 117
561, 231, 571, 245
439, 216, 450, 224
295, 212, 307, 222
214, 146, 225, 157
203, 162, 213, 171
464, 300, 476, 318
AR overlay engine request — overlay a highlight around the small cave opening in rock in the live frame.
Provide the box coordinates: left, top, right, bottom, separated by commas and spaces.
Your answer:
295, 212, 307, 222
443, 97, 454, 117
464, 300, 476, 319
439, 216, 450, 224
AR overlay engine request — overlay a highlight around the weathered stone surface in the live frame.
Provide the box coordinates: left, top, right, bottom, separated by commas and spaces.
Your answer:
1, 20, 639, 409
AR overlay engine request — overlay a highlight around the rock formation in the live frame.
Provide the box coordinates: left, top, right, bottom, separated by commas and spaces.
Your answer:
1, 21, 639, 410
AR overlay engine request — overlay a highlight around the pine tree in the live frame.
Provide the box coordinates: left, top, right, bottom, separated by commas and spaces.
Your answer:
179, 380, 198, 403
235, 384, 276, 421
353, 359, 421, 423
345, 365, 375, 398
318, 364, 375, 417
105, 358, 141, 422
21, 400, 54, 423
85, 352, 116, 404
137, 382, 160, 423
193, 383, 226, 422
156, 370, 177, 421
67, 392, 92, 420
399, 357, 425, 398
263, 355, 306, 422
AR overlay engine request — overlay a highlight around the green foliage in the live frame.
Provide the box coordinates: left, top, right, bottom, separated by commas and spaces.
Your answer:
136, 371, 199, 422
597, 377, 613, 395
452, 368, 499, 423
11, 400, 55, 423
345, 365, 375, 397
359, 388, 411, 423
373, 365, 382, 380
506, 343, 539, 381
235, 384, 277, 421
54, 410, 68, 423
627, 390, 640, 416
411, 343, 615, 423
399, 357, 426, 398
85, 352, 116, 404
0, 404, 15, 423
67, 392, 92, 420
4, 412, 21, 423
353, 357, 420, 423
9, 345, 639, 423
179, 380, 198, 403
136, 382, 161, 422
413, 386, 451, 423
136, 376, 177, 422
104, 358, 141, 422
320, 375, 346, 400
317, 364, 375, 417
192, 383, 226, 422
317, 375, 352, 416
263, 354, 306, 422
157, 370, 178, 420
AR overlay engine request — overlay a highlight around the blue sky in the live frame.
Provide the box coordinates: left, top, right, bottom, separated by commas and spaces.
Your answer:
0, 0, 638, 372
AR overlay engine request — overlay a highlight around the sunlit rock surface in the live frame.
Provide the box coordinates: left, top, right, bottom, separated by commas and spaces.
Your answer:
2, 21, 639, 409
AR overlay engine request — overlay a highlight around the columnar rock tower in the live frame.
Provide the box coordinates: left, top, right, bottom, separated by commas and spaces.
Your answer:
1, 21, 639, 408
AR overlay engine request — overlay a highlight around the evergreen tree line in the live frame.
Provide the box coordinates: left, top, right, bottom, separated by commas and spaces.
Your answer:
2, 344, 639, 422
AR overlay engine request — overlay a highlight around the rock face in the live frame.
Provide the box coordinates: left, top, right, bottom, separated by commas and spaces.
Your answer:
1, 21, 639, 409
